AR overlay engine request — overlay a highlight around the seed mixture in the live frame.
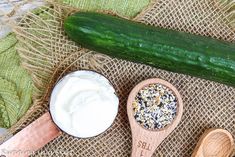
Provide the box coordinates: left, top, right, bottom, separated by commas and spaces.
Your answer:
133, 83, 177, 130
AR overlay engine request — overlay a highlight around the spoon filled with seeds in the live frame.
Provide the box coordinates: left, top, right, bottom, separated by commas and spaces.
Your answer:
127, 78, 183, 157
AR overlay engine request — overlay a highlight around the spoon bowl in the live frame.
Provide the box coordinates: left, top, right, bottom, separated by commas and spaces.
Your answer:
192, 128, 234, 157
127, 78, 183, 157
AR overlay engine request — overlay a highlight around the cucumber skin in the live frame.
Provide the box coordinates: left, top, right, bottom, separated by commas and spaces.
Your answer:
64, 12, 235, 87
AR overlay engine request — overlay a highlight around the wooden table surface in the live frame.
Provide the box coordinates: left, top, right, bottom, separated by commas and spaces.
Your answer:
0, 0, 44, 39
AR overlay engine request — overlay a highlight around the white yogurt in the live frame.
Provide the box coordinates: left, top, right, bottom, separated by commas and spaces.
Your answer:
50, 70, 119, 138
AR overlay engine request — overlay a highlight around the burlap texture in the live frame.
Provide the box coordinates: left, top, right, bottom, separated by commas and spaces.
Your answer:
3, 0, 235, 156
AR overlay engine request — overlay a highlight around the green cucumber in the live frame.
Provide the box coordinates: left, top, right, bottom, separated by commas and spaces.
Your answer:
64, 12, 235, 87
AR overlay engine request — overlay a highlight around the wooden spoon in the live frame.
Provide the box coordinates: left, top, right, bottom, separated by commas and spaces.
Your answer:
192, 128, 234, 157
127, 78, 183, 157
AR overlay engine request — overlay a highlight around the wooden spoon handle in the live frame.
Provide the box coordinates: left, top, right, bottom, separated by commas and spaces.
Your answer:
0, 112, 62, 157
131, 138, 156, 157
131, 132, 166, 157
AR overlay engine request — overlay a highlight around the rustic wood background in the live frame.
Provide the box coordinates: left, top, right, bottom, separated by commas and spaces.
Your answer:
0, 0, 44, 39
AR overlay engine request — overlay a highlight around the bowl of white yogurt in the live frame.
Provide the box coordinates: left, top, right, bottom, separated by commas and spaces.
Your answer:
50, 70, 119, 138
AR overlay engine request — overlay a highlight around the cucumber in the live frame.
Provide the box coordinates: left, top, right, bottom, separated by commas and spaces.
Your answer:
64, 12, 235, 87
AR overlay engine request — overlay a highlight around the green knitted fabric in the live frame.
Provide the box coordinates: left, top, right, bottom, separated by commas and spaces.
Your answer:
0, 34, 33, 128
58, 0, 150, 18
0, 78, 20, 128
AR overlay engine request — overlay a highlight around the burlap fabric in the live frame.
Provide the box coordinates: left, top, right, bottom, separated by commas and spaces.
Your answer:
2, 0, 235, 156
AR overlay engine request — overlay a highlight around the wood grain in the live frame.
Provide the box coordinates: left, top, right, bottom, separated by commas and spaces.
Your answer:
192, 128, 234, 157
127, 78, 183, 157
0, 0, 44, 39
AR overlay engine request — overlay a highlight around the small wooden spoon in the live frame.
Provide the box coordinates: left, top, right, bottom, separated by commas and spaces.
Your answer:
127, 78, 183, 157
192, 128, 234, 157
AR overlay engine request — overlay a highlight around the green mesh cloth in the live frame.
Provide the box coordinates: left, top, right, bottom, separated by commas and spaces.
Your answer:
0, 34, 33, 128
57, 0, 150, 18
